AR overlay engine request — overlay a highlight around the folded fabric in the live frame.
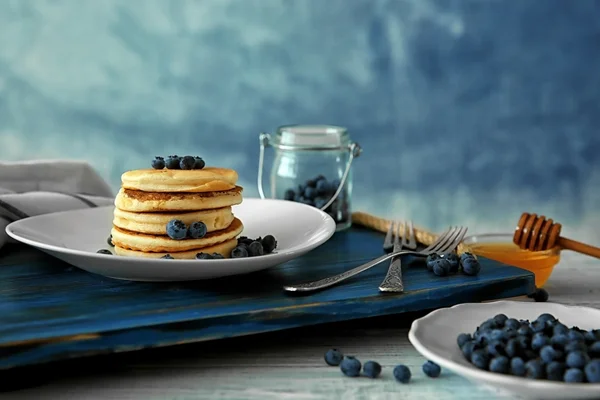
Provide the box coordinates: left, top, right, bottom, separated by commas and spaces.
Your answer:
0, 160, 115, 249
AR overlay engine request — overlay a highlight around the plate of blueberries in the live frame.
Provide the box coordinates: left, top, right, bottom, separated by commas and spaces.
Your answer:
409, 301, 600, 399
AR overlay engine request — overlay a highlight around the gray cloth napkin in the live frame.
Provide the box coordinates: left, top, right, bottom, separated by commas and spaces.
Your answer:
0, 160, 115, 249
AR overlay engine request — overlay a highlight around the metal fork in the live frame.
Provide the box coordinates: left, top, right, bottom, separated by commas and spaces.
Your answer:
379, 221, 417, 293
283, 226, 468, 292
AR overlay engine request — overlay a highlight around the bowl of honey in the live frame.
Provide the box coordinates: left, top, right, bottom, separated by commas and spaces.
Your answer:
462, 233, 560, 287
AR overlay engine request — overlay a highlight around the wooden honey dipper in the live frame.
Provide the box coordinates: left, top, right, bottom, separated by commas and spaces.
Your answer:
513, 212, 600, 258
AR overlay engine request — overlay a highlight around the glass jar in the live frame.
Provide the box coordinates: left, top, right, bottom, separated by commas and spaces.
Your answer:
257, 125, 362, 231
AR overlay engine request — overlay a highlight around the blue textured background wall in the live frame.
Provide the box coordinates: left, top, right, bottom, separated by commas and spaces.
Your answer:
1, 0, 599, 240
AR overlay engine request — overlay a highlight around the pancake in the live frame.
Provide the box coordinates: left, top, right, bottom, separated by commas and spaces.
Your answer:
113, 238, 238, 259
111, 218, 243, 253
114, 186, 243, 212
121, 167, 238, 193
113, 206, 234, 235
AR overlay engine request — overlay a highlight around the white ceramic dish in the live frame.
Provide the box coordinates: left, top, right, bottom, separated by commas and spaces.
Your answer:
409, 301, 600, 399
5, 198, 336, 281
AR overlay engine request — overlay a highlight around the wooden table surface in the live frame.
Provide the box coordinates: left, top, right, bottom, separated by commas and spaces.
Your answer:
1, 251, 598, 400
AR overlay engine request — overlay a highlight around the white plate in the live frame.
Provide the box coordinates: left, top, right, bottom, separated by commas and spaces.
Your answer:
5, 198, 336, 281
408, 301, 600, 399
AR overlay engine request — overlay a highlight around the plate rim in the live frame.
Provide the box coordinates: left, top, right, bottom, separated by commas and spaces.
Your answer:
5, 197, 337, 265
408, 300, 600, 393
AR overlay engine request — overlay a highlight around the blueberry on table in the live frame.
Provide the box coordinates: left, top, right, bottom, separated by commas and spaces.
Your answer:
422, 360, 441, 377
564, 367, 585, 383
461, 257, 481, 276
528, 288, 549, 302
425, 254, 439, 271
195, 252, 213, 260
489, 356, 510, 374
151, 156, 165, 169
525, 359, 545, 379
457, 333, 472, 348
393, 364, 411, 383
261, 235, 277, 254
231, 246, 249, 258
96, 249, 112, 255
510, 357, 526, 376
441, 253, 459, 273
362, 361, 382, 379
432, 259, 451, 277
585, 360, 600, 383
193, 156, 205, 169
248, 241, 264, 257
107, 234, 114, 247
161, 254, 174, 259
165, 155, 181, 169
340, 356, 361, 377
180, 155, 196, 170
166, 219, 187, 240
187, 221, 207, 239
324, 348, 343, 366
284, 189, 295, 201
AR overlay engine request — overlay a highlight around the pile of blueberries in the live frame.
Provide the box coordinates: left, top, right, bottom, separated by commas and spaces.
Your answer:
324, 348, 441, 383
425, 251, 481, 277
457, 313, 600, 383
230, 235, 278, 258
151, 155, 205, 170
283, 174, 349, 223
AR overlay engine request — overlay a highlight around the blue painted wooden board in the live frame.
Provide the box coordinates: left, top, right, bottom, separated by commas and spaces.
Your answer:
0, 227, 535, 370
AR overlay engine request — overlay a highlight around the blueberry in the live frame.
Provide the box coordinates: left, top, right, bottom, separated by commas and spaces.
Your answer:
393, 364, 411, 383
531, 320, 547, 334
489, 356, 510, 374
316, 179, 330, 195
284, 189, 295, 201
211, 253, 224, 259
504, 318, 520, 331
589, 341, 600, 357
584, 330, 597, 344
96, 249, 112, 255
422, 360, 441, 377
565, 350, 589, 369
528, 288, 549, 302
261, 235, 277, 254
426, 253, 440, 271
460, 252, 475, 263
305, 179, 317, 188
461, 257, 481, 276
540, 345, 563, 363
324, 348, 343, 366
248, 241, 265, 257
510, 357, 526, 376
525, 359, 545, 379
439, 253, 459, 273
531, 333, 550, 351
187, 221, 207, 239
461, 342, 476, 360
518, 324, 533, 337
304, 186, 317, 200
107, 234, 114, 247
166, 219, 187, 240
340, 356, 361, 377
180, 155, 196, 170
231, 246, 249, 258
585, 360, 600, 383
457, 333, 472, 348
516, 335, 531, 352
505, 339, 521, 358
568, 330, 585, 343
483, 318, 500, 330
238, 236, 253, 246
193, 156, 205, 169
490, 329, 506, 342
493, 314, 508, 327
551, 333, 569, 348
564, 368, 585, 383
432, 259, 451, 277
565, 341, 587, 353
151, 156, 165, 169
165, 155, 181, 169
195, 252, 213, 260
363, 361, 382, 379
546, 361, 566, 381
161, 254, 174, 259
553, 323, 569, 336
487, 341, 506, 357
536, 313, 557, 325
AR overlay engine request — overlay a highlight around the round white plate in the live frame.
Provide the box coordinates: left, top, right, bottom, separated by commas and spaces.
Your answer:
5, 198, 336, 281
408, 301, 600, 399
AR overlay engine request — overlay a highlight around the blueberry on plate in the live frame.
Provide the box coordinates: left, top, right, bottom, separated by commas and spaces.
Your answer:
165, 155, 181, 169
510, 357, 526, 376
231, 246, 249, 258
585, 360, 600, 383
461, 257, 481, 276
589, 341, 600, 357
504, 318, 520, 331
470, 350, 489, 370
362, 361, 382, 379
194, 156, 205, 169
340, 356, 361, 377
166, 219, 187, 240
261, 235, 277, 254
540, 345, 563, 363
180, 155, 196, 170
422, 360, 441, 377
96, 249, 112, 255
566, 350, 589, 369
456, 333, 472, 348
493, 314, 508, 327
161, 254, 174, 259
531, 333, 550, 351
525, 359, 545, 379
324, 348, 343, 366
238, 236, 253, 246
195, 252, 213, 260
564, 367, 585, 383
151, 156, 165, 169
552, 323, 569, 336
393, 364, 411, 383
461, 342, 475, 360
426, 253, 439, 271
489, 356, 510, 374
528, 288, 549, 302
211, 253, 225, 259
546, 361, 566, 381
248, 241, 265, 257
188, 221, 207, 239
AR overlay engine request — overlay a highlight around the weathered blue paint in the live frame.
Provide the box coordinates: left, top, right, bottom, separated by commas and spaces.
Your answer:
0, 227, 535, 369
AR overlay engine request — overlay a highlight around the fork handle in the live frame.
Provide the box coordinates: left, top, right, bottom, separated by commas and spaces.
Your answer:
379, 256, 404, 292
283, 250, 426, 293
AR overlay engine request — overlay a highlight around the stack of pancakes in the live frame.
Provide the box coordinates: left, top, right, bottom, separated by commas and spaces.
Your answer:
111, 167, 244, 259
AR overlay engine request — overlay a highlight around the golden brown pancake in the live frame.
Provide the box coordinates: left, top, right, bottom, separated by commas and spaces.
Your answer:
121, 167, 238, 193
114, 186, 243, 212
113, 238, 238, 259
113, 206, 234, 235
111, 218, 243, 253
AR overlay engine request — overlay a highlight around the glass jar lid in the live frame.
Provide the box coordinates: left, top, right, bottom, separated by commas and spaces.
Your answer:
272, 125, 350, 150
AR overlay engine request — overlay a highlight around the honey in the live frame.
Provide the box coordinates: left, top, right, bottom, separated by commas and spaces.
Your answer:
463, 234, 560, 287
